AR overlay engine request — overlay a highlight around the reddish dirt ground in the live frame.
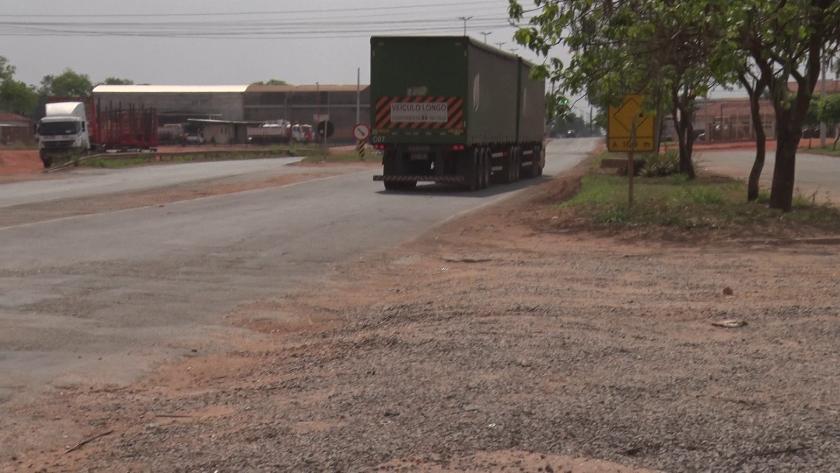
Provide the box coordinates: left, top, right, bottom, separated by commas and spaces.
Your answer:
3, 154, 840, 472
0, 150, 41, 175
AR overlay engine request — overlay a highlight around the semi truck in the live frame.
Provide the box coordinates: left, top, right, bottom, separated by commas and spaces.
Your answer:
36, 98, 158, 168
370, 36, 546, 191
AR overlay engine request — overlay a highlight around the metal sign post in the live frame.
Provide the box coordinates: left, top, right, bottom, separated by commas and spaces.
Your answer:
628, 117, 637, 208
608, 95, 655, 208
353, 123, 370, 161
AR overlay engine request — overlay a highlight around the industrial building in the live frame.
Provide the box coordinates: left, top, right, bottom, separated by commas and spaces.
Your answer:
0, 112, 35, 144
244, 84, 370, 143
91, 83, 371, 144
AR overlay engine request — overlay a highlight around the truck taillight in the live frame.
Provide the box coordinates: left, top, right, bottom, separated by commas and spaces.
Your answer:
374, 144, 385, 150
451, 144, 466, 151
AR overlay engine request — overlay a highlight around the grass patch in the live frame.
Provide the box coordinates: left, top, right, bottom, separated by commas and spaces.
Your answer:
298, 150, 370, 164
553, 173, 840, 238
78, 145, 332, 169
799, 145, 840, 157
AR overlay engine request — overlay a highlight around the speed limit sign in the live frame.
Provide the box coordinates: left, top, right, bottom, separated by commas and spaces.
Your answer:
353, 124, 371, 141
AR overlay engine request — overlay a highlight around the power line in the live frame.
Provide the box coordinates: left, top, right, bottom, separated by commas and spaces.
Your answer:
0, 1, 500, 18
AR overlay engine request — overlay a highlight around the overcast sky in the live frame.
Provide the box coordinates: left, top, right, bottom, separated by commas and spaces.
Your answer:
2, 1, 552, 85
2, 0, 749, 117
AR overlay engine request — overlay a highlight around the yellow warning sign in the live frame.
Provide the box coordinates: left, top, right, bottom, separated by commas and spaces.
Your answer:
608, 95, 655, 152
357, 140, 365, 158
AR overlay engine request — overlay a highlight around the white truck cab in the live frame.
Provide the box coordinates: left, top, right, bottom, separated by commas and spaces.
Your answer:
36, 102, 91, 167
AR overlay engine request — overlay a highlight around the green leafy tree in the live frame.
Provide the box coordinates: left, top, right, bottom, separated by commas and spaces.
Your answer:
39, 68, 94, 98
0, 56, 38, 116
509, 0, 728, 179
724, 0, 840, 211
250, 79, 288, 86
98, 77, 134, 86
818, 94, 840, 150
0, 79, 38, 115
0, 56, 15, 82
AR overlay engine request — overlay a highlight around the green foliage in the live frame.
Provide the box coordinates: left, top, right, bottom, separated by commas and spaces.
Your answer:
39, 69, 93, 97
98, 77, 134, 86
0, 56, 38, 116
0, 56, 15, 82
558, 174, 840, 230
545, 91, 572, 122
818, 94, 840, 149
251, 79, 288, 86
640, 150, 680, 177
0, 79, 38, 115
818, 95, 840, 126
805, 97, 820, 126
509, 0, 725, 178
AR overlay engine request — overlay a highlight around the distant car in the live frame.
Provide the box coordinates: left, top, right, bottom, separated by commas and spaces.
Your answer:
186, 134, 205, 145
566, 130, 578, 138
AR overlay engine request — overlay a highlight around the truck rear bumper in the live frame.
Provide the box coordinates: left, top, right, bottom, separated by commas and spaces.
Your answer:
373, 175, 465, 184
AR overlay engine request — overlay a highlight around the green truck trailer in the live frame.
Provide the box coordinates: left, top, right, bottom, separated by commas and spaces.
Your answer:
371, 36, 546, 191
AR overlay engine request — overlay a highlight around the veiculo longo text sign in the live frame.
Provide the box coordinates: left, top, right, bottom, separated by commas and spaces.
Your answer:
390, 102, 448, 123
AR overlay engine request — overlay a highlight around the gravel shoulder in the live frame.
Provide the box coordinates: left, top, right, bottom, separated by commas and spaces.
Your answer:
3, 159, 840, 472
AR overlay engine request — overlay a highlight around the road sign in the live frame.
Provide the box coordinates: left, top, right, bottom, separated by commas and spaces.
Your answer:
353, 123, 371, 141
608, 95, 655, 151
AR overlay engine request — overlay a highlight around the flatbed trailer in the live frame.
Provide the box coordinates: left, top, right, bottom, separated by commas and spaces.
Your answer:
370, 36, 545, 191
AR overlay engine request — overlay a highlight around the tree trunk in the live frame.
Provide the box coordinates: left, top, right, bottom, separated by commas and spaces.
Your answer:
671, 85, 696, 179
746, 91, 766, 202
769, 125, 800, 212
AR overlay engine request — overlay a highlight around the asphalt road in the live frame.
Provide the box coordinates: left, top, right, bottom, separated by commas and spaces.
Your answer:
0, 138, 599, 399
1, 157, 303, 208
698, 149, 840, 204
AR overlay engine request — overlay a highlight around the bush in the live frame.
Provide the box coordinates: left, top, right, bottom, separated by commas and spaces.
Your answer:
641, 149, 680, 177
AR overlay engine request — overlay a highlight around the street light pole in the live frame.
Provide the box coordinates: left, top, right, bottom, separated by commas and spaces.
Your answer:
495, 41, 506, 50
480, 31, 491, 43
458, 16, 472, 37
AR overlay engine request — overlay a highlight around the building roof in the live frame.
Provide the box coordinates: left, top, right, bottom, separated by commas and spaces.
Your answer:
789, 79, 840, 94
93, 85, 249, 94
246, 84, 369, 93
0, 112, 33, 125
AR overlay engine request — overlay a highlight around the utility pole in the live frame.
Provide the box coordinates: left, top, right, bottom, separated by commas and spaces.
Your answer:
480, 31, 491, 43
458, 16, 472, 37
820, 55, 827, 148
495, 41, 506, 50
356, 67, 360, 125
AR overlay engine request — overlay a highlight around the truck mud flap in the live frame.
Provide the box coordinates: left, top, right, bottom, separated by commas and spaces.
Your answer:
373, 175, 465, 184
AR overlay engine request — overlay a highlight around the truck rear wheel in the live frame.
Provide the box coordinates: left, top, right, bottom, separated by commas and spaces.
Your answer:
479, 148, 489, 189
510, 147, 521, 183
463, 148, 479, 192
527, 146, 541, 178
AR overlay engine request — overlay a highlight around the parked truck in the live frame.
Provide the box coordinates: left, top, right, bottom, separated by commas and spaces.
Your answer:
371, 36, 546, 191
36, 98, 158, 168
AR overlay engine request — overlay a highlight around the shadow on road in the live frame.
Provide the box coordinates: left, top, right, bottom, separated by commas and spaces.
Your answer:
373, 174, 558, 198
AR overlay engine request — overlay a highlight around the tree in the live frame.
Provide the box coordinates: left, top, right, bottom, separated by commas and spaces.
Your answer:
509, 0, 727, 180
818, 94, 840, 150
39, 68, 93, 98
0, 56, 38, 116
250, 79, 288, 86
0, 79, 38, 115
0, 56, 15, 82
98, 77, 134, 86
727, 0, 840, 211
